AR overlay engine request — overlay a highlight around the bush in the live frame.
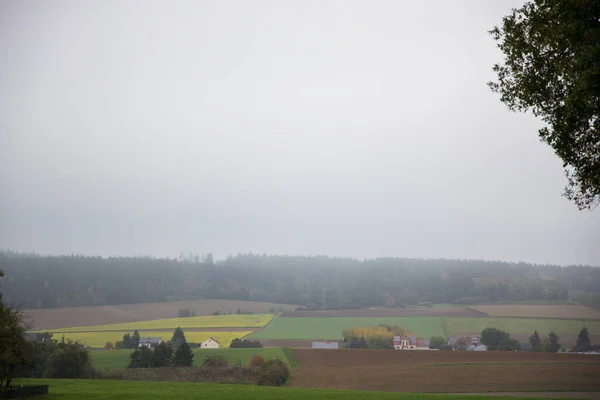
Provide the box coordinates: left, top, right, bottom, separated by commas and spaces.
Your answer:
258, 359, 289, 386
230, 338, 263, 348
203, 355, 228, 368
44, 343, 95, 379
104, 342, 115, 350
429, 336, 446, 349
178, 309, 191, 318
439, 344, 453, 351
249, 354, 265, 368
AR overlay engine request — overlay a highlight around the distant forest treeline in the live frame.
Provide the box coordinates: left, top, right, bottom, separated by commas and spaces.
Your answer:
1, 251, 599, 310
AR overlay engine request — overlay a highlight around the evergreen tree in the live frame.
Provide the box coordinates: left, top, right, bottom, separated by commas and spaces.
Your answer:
529, 330, 542, 352
152, 342, 174, 367
173, 342, 194, 367
128, 346, 152, 368
548, 332, 561, 353
132, 330, 140, 348
171, 327, 186, 348
576, 327, 592, 352
122, 333, 132, 348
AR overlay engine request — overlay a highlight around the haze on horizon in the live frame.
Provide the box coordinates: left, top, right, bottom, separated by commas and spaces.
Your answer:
1, 0, 599, 266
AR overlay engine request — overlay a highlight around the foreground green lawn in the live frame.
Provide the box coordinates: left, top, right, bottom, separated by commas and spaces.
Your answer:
91, 348, 292, 371
15, 379, 554, 400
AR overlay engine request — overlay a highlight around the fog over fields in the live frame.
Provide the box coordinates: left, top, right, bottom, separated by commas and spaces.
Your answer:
1, 0, 599, 266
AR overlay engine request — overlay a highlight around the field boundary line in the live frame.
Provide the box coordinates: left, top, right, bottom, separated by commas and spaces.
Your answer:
261, 312, 282, 331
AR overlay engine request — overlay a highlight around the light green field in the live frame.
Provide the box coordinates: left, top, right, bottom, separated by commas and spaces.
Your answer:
248, 317, 445, 340
37, 314, 275, 333
90, 348, 292, 370
61, 331, 252, 348
249, 316, 599, 341
446, 317, 600, 335
13, 379, 551, 400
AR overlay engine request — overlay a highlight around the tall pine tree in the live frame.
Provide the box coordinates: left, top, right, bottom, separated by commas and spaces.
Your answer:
529, 331, 542, 352
576, 327, 592, 352
173, 342, 194, 367
548, 332, 561, 353
171, 327, 186, 348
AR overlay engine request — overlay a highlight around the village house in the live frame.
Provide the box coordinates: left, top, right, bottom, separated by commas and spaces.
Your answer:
138, 337, 162, 349
201, 337, 220, 348
393, 335, 430, 350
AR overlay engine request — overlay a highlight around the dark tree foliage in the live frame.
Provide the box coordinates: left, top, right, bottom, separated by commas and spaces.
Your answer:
3, 252, 596, 310
346, 337, 369, 349
429, 336, 447, 350
481, 328, 512, 351
0, 270, 29, 390
203, 355, 228, 368
489, 0, 600, 209
499, 337, 522, 351
229, 338, 263, 348
576, 326, 592, 352
132, 330, 140, 348
44, 342, 95, 379
529, 331, 542, 352
128, 346, 153, 368
258, 359, 290, 386
548, 331, 561, 352
173, 342, 194, 367
115, 332, 138, 349
171, 327, 186, 348
152, 342, 174, 368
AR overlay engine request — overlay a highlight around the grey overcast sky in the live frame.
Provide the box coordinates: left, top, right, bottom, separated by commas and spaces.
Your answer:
1, 1, 598, 266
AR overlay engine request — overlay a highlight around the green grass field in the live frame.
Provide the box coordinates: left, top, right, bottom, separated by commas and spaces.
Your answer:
13, 379, 553, 400
61, 331, 252, 348
248, 316, 600, 341
90, 348, 293, 370
36, 314, 275, 333
248, 317, 445, 340
445, 317, 600, 335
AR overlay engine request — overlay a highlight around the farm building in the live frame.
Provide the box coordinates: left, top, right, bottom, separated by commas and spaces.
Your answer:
393, 336, 430, 350
448, 336, 487, 351
200, 337, 220, 348
312, 341, 339, 349
138, 337, 162, 348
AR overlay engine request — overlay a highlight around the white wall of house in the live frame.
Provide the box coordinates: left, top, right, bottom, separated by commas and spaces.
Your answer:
201, 338, 220, 348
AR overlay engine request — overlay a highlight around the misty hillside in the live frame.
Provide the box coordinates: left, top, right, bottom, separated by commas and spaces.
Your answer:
1, 251, 599, 310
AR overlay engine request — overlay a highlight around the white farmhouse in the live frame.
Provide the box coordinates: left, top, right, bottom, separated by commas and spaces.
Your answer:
200, 337, 220, 348
138, 337, 162, 349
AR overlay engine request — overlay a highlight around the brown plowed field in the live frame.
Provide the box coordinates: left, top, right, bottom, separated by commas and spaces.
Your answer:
23, 299, 298, 329
281, 306, 484, 318
290, 349, 600, 392
293, 348, 600, 367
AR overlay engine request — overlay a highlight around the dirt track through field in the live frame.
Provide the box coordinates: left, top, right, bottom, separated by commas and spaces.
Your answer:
289, 349, 600, 393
